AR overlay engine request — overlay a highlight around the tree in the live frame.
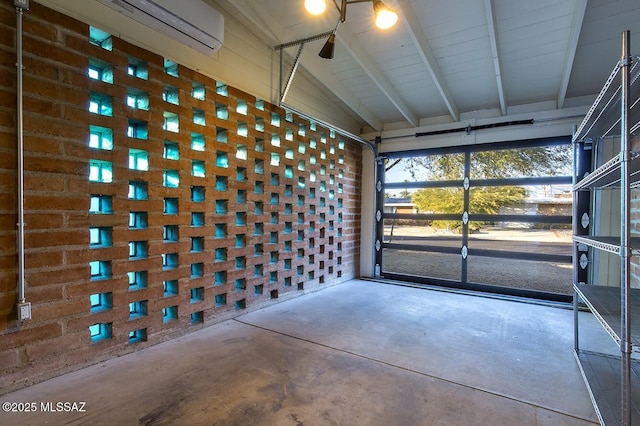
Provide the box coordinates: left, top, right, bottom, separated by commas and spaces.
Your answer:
412, 186, 526, 230
400, 180, 411, 198
403, 145, 571, 181
403, 145, 570, 230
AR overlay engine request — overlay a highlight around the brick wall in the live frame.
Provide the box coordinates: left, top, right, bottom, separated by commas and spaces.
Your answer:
0, 1, 361, 393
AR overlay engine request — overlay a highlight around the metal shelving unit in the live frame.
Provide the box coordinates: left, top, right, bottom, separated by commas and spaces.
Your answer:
572, 153, 640, 190
573, 31, 640, 426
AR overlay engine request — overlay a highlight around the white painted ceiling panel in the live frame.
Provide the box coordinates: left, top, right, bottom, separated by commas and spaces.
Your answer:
220, 0, 640, 132
568, 0, 640, 97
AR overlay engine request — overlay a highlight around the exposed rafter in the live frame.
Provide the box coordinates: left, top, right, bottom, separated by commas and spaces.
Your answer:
226, 0, 382, 130
396, 0, 460, 122
299, 48, 383, 129
336, 29, 419, 127
557, 0, 588, 109
220, 0, 620, 134
222, 0, 280, 46
484, 0, 506, 116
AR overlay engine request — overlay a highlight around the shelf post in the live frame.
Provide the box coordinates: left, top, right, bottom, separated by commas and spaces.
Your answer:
619, 29, 632, 426
572, 131, 591, 351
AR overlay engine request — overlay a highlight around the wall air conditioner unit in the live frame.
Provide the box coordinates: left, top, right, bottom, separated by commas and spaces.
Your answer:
95, 0, 224, 55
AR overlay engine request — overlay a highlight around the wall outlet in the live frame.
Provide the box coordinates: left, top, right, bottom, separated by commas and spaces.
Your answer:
18, 302, 31, 321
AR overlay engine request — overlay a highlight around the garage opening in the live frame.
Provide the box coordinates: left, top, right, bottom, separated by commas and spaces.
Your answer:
377, 136, 573, 303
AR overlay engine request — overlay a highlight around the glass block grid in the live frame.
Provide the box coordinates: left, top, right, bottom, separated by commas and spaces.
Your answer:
85, 26, 361, 344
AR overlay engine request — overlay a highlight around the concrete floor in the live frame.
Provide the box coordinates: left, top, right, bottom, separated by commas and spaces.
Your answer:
0, 279, 599, 425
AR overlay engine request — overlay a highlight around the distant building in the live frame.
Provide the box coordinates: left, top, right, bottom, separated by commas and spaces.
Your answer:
384, 197, 418, 214
499, 194, 572, 227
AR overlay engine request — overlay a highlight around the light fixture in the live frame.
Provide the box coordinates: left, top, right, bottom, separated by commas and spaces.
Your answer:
304, 0, 399, 59
373, 0, 398, 30
304, 0, 326, 15
318, 33, 336, 59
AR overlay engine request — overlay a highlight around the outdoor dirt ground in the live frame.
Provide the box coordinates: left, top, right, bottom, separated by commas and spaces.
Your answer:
382, 226, 573, 295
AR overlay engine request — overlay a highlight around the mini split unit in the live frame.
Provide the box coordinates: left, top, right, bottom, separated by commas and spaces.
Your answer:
95, 0, 224, 55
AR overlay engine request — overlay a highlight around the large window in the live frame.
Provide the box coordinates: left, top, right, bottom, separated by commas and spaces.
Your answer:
379, 137, 573, 301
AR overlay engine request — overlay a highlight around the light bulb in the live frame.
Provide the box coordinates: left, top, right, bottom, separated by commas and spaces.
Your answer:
373, 1, 398, 29
304, 0, 327, 15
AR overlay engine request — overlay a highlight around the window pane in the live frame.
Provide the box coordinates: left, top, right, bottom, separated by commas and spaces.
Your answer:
164, 141, 179, 160
381, 138, 572, 299
467, 256, 572, 295
470, 145, 572, 179
382, 248, 461, 281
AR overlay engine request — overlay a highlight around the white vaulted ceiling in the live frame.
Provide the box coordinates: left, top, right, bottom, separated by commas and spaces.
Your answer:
216, 0, 640, 133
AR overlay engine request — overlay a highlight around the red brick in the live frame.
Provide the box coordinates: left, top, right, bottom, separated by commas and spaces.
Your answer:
25, 331, 86, 363
24, 115, 86, 140
0, 231, 14, 249
58, 67, 90, 90
23, 56, 59, 81
25, 265, 87, 286
0, 289, 16, 313
23, 96, 63, 118
0, 27, 15, 47
69, 178, 126, 196
88, 213, 122, 228
61, 248, 100, 266
63, 32, 93, 54
67, 211, 91, 228
51, 83, 90, 106
62, 106, 90, 124
0, 271, 16, 292
25, 155, 86, 176
24, 175, 66, 192
66, 310, 112, 333
0, 355, 68, 391
25, 229, 87, 249
63, 143, 94, 162
23, 135, 65, 155
0, 171, 14, 190
31, 2, 88, 35
23, 75, 60, 100
113, 37, 161, 64
0, 88, 15, 110
67, 279, 119, 299
87, 246, 127, 262
24, 250, 64, 269
24, 284, 64, 305
0, 4, 14, 27
24, 213, 65, 229
0, 252, 16, 269
112, 257, 159, 274
2, 322, 63, 349
31, 298, 86, 321
0, 109, 16, 128
23, 17, 57, 43
24, 194, 87, 211
0, 132, 16, 151
0, 348, 18, 371
23, 36, 87, 71
0, 310, 18, 332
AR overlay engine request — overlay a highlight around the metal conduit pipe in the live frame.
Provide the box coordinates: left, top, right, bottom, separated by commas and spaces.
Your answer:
15, 0, 30, 321
279, 43, 305, 105
274, 23, 366, 150
279, 101, 375, 153
274, 30, 392, 278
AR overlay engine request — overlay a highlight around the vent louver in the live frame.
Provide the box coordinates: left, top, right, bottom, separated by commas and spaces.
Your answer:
96, 0, 224, 55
